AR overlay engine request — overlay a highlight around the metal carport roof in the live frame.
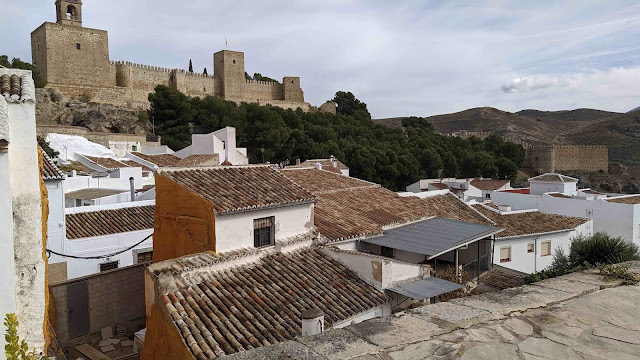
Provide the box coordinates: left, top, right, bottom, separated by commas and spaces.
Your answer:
388, 277, 463, 300
362, 217, 502, 260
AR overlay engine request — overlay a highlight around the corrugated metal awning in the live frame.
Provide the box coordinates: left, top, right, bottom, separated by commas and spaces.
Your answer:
388, 277, 463, 300
363, 217, 502, 259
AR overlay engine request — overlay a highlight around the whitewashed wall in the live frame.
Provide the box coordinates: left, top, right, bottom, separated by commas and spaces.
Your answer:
61, 229, 153, 279
493, 221, 593, 274
65, 192, 131, 208
214, 203, 314, 253
45, 180, 66, 256
530, 181, 576, 196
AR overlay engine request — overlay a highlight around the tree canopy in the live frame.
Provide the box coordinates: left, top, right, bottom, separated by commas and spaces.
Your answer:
148, 85, 525, 190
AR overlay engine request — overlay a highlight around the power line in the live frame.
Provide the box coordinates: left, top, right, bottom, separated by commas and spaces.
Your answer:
46, 233, 153, 260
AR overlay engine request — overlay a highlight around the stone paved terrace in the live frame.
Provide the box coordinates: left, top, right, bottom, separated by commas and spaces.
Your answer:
224, 262, 640, 359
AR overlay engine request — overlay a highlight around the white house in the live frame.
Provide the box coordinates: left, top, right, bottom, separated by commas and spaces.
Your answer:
490, 173, 640, 246
289, 155, 350, 176
529, 173, 578, 195
173, 126, 249, 165
52, 201, 155, 280
472, 203, 592, 274
0, 69, 48, 351
406, 177, 511, 202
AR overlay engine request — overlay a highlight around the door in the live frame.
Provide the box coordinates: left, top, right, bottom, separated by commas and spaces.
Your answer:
67, 281, 89, 338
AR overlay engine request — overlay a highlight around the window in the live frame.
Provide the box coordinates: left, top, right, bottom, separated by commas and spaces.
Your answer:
131, 145, 137, 151
233, 59, 236, 64
99, 261, 119, 272
485, 193, 491, 199
527, 242, 535, 253
541, 241, 551, 256
380, 246, 394, 258
75, 199, 81, 207
136, 251, 153, 264
254, 216, 275, 248
76, 43, 81, 50
500, 246, 511, 263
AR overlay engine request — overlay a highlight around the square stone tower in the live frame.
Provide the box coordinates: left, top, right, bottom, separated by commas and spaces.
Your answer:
56, 0, 82, 27
213, 50, 245, 100
31, 0, 111, 88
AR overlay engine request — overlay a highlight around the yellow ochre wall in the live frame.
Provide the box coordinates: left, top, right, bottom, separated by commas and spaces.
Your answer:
152, 174, 216, 262
140, 304, 195, 360
38, 149, 54, 351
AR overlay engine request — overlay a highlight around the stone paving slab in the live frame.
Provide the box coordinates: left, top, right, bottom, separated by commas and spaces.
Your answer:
221, 340, 327, 360
449, 284, 575, 315
296, 328, 379, 360
560, 271, 623, 289
409, 301, 493, 328
531, 276, 600, 296
346, 313, 443, 347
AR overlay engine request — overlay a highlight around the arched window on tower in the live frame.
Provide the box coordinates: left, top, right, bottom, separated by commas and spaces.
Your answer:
66, 5, 77, 20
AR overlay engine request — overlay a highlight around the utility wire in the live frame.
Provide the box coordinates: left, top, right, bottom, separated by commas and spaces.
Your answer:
46, 233, 153, 260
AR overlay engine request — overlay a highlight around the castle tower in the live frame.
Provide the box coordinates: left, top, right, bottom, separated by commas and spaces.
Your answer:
32, 0, 110, 88
56, 0, 82, 27
213, 50, 245, 100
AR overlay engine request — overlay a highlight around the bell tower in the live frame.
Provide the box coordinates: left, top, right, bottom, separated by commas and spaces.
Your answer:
56, 0, 82, 27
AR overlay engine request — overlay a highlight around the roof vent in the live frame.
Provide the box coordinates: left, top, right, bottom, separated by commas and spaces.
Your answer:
301, 308, 324, 336
315, 162, 322, 170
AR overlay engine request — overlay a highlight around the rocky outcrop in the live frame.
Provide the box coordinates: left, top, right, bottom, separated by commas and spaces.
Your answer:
35, 88, 151, 135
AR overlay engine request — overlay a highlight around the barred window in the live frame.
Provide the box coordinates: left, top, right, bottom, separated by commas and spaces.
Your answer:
254, 216, 275, 248
99, 261, 118, 272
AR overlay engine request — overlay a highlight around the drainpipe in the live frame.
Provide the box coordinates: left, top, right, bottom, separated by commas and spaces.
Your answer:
129, 177, 135, 201
534, 236, 539, 273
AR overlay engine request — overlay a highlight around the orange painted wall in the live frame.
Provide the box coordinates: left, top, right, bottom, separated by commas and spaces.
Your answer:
152, 174, 216, 262
140, 304, 195, 360
38, 149, 54, 350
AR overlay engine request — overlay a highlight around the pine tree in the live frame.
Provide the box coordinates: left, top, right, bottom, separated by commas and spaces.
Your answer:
203, 68, 208, 75
188, 59, 193, 73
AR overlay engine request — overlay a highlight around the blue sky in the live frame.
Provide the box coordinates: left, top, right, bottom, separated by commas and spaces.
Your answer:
2, 0, 640, 117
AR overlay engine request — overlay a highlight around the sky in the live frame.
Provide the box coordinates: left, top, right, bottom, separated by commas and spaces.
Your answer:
2, 0, 640, 118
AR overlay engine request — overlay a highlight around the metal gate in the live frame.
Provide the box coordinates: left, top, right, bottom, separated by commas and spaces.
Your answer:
67, 281, 89, 338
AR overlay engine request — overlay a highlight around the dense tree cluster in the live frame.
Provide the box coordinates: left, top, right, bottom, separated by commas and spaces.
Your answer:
244, 72, 278, 83
148, 86, 525, 190
1, 55, 46, 88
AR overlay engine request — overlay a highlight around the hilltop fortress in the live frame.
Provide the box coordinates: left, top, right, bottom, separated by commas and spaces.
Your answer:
31, 0, 330, 112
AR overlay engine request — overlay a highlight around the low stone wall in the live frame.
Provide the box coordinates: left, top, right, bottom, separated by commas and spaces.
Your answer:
49, 264, 146, 345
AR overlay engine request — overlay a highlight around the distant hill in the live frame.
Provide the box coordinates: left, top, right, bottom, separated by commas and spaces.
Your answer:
373, 107, 640, 175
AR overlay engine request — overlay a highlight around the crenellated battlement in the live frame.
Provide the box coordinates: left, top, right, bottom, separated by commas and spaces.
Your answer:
245, 79, 281, 86
525, 144, 608, 173
110, 61, 173, 72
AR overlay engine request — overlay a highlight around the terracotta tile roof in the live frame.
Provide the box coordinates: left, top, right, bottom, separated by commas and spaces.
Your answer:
65, 188, 128, 200
39, 147, 64, 180
548, 193, 571, 198
130, 152, 181, 167
84, 155, 130, 170
502, 188, 530, 194
529, 173, 578, 182
479, 265, 527, 290
161, 248, 388, 359
58, 160, 98, 175
430, 182, 451, 190
300, 158, 349, 170
606, 195, 640, 204
421, 193, 493, 225
120, 159, 155, 173
282, 168, 375, 193
470, 178, 509, 191
221, 160, 232, 166
581, 189, 602, 195
472, 204, 589, 238
65, 205, 155, 239
176, 154, 220, 167
160, 166, 316, 214
0, 70, 35, 102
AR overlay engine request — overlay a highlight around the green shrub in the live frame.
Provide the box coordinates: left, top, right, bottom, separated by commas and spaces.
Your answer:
78, 92, 92, 103
526, 232, 639, 283
600, 263, 640, 285
570, 232, 640, 267
4, 313, 43, 360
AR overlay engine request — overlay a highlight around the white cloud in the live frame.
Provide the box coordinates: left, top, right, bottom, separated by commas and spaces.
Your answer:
501, 76, 569, 93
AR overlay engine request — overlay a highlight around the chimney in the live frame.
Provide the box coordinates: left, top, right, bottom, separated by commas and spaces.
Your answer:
315, 162, 322, 170
301, 308, 324, 336
296, 158, 301, 165
498, 204, 511, 212
129, 177, 135, 201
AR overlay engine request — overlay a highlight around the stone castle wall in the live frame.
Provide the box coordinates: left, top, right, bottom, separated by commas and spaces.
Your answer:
36, 125, 161, 148
245, 80, 283, 100
525, 145, 608, 173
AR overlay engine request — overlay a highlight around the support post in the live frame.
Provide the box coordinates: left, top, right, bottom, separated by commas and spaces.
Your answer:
477, 239, 480, 281
454, 248, 459, 281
